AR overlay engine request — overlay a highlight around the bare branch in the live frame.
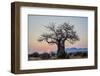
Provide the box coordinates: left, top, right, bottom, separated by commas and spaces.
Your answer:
38, 33, 57, 44
38, 22, 79, 45
44, 22, 56, 32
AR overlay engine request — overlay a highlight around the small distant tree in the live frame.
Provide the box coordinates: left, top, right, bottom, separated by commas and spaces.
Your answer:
38, 22, 79, 58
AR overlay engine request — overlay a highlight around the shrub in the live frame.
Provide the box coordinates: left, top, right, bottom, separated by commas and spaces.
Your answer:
82, 52, 88, 57
50, 52, 56, 57
31, 52, 40, 57
40, 53, 51, 59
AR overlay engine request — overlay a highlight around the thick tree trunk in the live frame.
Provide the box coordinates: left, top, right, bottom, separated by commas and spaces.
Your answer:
57, 40, 66, 58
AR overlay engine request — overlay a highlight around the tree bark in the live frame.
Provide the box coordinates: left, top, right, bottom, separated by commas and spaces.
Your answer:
57, 40, 66, 58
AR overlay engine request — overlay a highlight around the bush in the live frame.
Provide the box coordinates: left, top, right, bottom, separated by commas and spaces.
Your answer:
40, 53, 51, 59
31, 52, 40, 57
50, 52, 56, 57
82, 52, 88, 57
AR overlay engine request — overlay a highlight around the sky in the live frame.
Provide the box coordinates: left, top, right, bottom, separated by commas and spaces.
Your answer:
28, 15, 88, 54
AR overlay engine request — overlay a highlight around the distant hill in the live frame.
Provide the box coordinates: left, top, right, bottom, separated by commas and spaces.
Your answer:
65, 48, 88, 53
28, 48, 88, 55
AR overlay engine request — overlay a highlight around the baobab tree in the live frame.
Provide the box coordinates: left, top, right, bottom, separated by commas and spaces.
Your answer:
38, 22, 79, 58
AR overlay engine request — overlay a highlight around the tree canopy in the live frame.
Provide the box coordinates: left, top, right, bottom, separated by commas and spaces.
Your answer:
38, 22, 79, 44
